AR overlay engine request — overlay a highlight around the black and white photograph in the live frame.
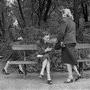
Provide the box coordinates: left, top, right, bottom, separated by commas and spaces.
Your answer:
0, 0, 90, 90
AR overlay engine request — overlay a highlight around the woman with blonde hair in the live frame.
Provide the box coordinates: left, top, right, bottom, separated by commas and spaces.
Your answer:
56, 8, 81, 83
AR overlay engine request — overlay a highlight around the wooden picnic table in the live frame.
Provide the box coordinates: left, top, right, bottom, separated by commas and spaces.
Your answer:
8, 44, 39, 77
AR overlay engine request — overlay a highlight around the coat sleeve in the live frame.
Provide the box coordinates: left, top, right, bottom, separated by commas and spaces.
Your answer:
54, 21, 67, 50
57, 21, 67, 42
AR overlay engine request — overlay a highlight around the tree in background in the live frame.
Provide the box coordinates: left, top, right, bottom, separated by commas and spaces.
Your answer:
0, 0, 6, 40
81, 0, 88, 22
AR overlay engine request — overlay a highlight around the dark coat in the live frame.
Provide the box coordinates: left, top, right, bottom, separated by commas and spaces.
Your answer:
61, 43, 78, 65
57, 17, 77, 44
56, 17, 78, 65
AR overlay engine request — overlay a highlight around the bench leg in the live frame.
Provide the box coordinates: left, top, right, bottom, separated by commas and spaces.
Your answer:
78, 62, 83, 73
3, 61, 10, 73
78, 62, 84, 77
23, 51, 27, 78
23, 64, 27, 77
3, 51, 14, 71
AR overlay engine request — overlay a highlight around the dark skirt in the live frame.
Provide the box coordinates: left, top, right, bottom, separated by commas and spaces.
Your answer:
42, 53, 50, 61
39, 49, 56, 62
61, 43, 78, 65
8, 51, 23, 61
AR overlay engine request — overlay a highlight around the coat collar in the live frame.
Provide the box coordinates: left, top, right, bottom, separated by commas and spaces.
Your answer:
63, 17, 73, 21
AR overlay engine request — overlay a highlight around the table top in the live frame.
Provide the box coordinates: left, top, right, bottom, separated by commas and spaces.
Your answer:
75, 43, 90, 49
12, 44, 39, 50
12, 43, 90, 50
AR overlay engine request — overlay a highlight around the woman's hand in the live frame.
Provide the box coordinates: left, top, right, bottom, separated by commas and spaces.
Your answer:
61, 42, 65, 47
45, 47, 52, 52
37, 54, 43, 58
45, 38, 57, 44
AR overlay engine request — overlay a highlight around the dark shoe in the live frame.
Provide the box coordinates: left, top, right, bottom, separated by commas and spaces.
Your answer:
2, 69, 10, 75
75, 75, 82, 81
18, 69, 24, 74
39, 74, 44, 79
47, 80, 53, 85
64, 79, 74, 83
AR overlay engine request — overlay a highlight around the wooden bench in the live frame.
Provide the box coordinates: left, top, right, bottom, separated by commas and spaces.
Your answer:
7, 44, 39, 77
75, 43, 90, 76
6, 43, 90, 77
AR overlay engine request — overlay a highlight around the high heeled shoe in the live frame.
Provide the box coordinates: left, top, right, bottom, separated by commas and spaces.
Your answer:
47, 80, 53, 85
39, 74, 44, 79
64, 78, 74, 83
2, 69, 10, 75
18, 69, 24, 74
75, 75, 82, 81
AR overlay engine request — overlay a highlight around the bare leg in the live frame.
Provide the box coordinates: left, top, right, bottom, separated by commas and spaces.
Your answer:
4, 61, 10, 73
46, 61, 52, 84
73, 65, 81, 76
18, 64, 24, 73
46, 61, 51, 80
66, 64, 73, 79
64, 64, 74, 83
2, 61, 10, 75
73, 65, 81, 81
40, 59, 47, 76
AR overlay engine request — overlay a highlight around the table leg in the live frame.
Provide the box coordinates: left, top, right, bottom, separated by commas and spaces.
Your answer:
23, 51, 27, 77
78, 62, 84, 77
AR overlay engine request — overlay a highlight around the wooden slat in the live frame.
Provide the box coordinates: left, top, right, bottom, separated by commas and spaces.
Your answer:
12, 44, 38, 50
75, 43, 90, 49
12, 44, 90, 50
78, 59, 90, 62
8, 61, 37, 64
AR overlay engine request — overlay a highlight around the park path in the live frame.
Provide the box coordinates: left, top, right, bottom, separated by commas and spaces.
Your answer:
0, 62, 90, 90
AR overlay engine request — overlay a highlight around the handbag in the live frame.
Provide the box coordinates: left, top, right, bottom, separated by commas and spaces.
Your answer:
54, 41, 62, 50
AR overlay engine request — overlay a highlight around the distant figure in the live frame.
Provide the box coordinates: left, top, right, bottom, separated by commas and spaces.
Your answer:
2, 36, 24, 75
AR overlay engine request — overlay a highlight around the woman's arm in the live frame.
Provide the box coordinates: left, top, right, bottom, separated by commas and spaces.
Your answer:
57, 21, 67, 42
46, 38, 57, 44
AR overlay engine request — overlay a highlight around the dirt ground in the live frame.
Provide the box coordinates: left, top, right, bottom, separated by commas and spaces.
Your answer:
0, 63, 90, 90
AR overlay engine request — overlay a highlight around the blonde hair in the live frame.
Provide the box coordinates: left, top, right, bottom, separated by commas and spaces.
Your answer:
62, 8, 74, 20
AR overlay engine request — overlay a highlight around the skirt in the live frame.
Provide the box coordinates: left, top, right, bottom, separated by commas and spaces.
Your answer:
38, 50, 55, 62
8, 51, 23, 61
61, 43, 78, 65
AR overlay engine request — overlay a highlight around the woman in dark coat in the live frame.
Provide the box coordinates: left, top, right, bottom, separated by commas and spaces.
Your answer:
56, 8, 81, 83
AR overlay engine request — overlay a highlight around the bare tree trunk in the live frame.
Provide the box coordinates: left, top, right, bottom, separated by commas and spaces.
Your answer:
38, 0, 46, 26
17, 0, 26, 28
1, 12, 5, 37
81, 1, 88, 22
0, 0, 5, 39
73, 0, 79, 29
43, 0, 52, 22
31, 0, 34, 25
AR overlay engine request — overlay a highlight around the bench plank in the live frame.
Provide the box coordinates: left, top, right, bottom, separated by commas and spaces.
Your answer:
8, 61, 37, 64
12, 44, 39, 50
78, 59, 90, 62
75, 43, 90, 49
